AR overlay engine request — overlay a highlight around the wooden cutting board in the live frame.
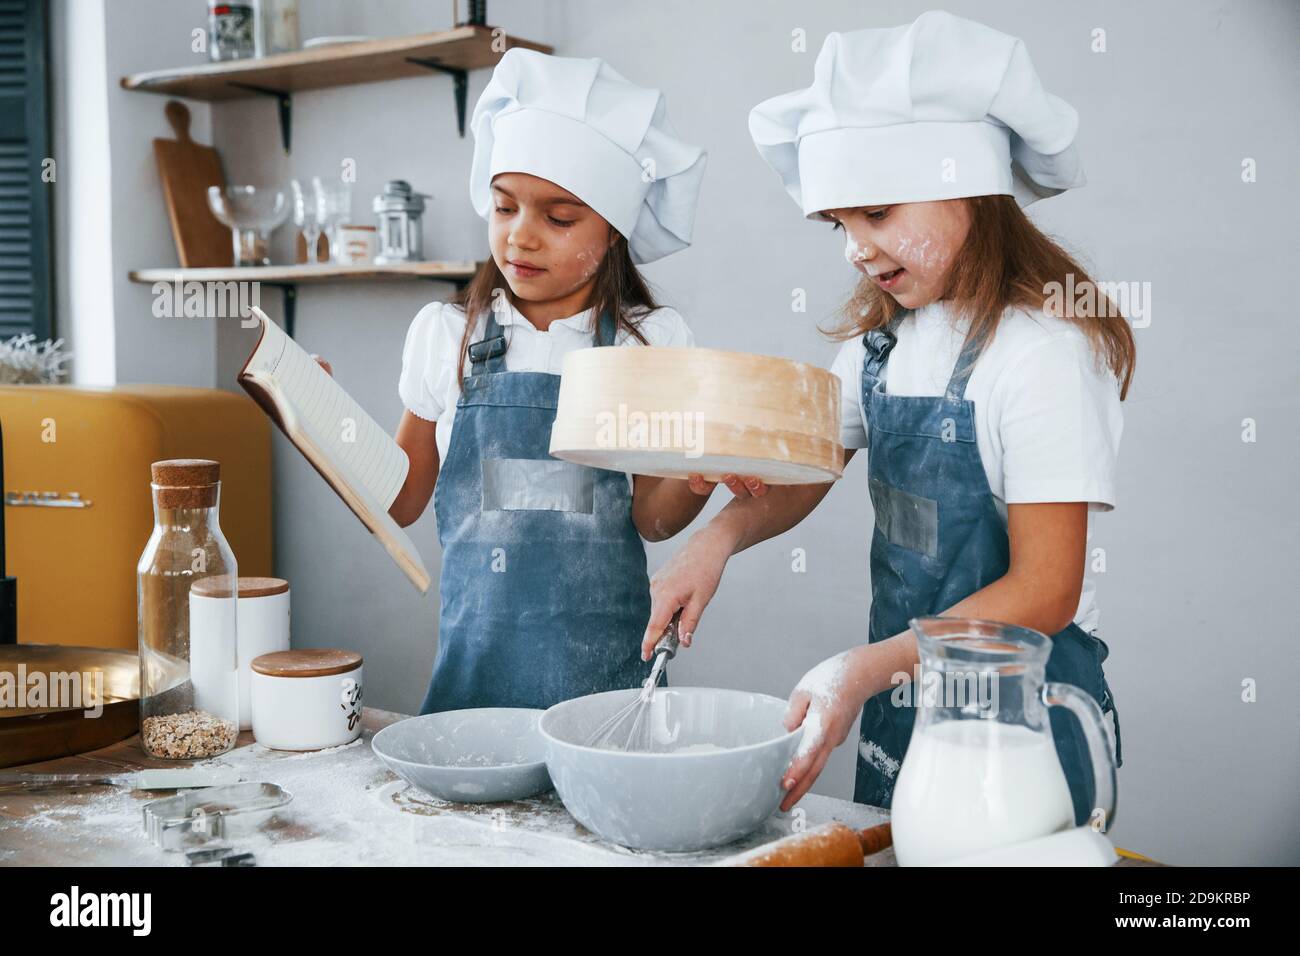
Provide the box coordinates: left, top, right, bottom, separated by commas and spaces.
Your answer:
152, 100, 231, 267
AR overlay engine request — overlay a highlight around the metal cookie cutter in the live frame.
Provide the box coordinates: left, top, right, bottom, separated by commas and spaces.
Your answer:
184, 845, 258, 867
142, 782, 292, 851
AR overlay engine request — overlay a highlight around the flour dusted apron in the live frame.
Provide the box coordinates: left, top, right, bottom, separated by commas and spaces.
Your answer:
419, 310, 656, 714
854, 311, 1123, 825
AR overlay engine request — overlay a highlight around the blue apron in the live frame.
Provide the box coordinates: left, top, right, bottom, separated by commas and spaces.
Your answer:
419, 310, 656, 714
854, 311, 1123, 826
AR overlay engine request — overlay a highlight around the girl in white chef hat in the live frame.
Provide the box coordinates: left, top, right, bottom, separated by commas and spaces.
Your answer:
383, 48, 723, 714
645, 10, 1132, 831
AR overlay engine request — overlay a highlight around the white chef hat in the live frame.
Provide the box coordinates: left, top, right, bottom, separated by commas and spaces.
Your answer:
749, 10, 1085, 217
469, 48, 706, 264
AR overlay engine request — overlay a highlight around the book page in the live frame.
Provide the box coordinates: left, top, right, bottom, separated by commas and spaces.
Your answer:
242, 308, 409, 510
276, 395, 431, 593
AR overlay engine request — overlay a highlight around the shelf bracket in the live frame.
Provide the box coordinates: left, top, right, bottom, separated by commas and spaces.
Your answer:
264, 283, 298, 337
229, 82, 293, 153
405, 57, 469, 137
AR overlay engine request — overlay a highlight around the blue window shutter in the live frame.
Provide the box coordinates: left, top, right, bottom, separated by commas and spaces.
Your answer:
0, 0, 52, 340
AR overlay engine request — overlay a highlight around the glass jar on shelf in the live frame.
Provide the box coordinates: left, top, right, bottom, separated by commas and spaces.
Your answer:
258, 0, 300, 56
207, 2, 257, 62
137, 459, 240, 760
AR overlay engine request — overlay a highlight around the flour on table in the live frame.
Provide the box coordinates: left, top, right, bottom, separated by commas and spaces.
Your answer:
2, 710, 888, 866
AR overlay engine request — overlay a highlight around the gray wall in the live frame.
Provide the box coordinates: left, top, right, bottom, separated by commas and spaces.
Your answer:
70, 0, 1298, 865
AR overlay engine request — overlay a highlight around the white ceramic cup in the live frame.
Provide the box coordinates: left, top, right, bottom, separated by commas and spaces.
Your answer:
334, 224, 376, 264
251, 649, 363, 751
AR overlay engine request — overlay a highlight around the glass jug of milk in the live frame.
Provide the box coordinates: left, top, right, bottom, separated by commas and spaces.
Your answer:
890, 617, 1117, 866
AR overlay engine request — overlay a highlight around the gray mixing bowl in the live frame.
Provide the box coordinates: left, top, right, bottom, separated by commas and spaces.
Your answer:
540, 686, 803, 851
371, 708, 552, 803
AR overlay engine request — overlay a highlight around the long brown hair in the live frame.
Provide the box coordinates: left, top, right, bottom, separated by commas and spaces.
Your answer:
826, 195, 1136, 399
452, 231, 656, 385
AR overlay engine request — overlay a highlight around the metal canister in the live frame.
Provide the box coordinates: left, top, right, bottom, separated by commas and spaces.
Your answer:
373, 180, 430, 264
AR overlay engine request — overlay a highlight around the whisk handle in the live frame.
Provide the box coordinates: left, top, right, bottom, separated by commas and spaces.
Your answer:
653, 609, 683, 660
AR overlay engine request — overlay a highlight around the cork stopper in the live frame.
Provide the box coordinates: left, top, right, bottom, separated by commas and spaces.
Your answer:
252, 649, 362, 678
191, 576, 289, 599
151, 459, 220, 508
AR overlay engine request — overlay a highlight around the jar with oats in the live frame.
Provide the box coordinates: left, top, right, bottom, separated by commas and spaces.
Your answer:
137, 459, 240, 759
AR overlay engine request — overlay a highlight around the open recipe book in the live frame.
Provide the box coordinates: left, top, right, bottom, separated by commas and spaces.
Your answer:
237, 306, 431, 593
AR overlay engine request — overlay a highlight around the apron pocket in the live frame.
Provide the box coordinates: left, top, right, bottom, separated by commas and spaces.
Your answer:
869, 477, 938, 558
481, 458, 595, 513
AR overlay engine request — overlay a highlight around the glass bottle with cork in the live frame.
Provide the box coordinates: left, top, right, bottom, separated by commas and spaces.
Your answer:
137, 459, 240, 759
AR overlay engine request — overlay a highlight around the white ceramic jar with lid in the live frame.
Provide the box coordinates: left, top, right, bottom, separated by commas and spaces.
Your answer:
189, 574, 289, 733
250, 649, 363, 751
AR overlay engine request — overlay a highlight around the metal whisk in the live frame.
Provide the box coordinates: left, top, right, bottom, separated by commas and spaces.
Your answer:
584, 610, 682, 751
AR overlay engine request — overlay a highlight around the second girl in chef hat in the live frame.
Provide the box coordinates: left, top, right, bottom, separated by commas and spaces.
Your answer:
388, 48, 722, 715
647, 10, 1132, 825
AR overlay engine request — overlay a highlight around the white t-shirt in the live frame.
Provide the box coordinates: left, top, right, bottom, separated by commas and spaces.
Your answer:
398, 297, 695, 468
830, 300, 1124, 633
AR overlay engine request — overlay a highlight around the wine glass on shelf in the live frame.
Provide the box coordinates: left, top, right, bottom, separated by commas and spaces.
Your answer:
206, 185, 289, 267
312, 177, 352, 264
291, 179, 323, 264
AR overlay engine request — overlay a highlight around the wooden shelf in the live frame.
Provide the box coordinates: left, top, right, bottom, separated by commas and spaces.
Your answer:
120, 25, 551, 147
129, 261, 480, 285
129, 261, 482, 336
120, 25, 550, 101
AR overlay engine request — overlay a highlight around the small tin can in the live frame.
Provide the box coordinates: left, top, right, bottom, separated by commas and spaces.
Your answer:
333, 223, 377, 264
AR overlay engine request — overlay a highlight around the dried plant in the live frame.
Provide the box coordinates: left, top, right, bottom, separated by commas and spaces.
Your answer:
0, 335, 72, 384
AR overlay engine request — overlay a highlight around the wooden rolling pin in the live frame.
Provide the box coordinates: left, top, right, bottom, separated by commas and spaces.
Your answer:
728, 821, 892, 867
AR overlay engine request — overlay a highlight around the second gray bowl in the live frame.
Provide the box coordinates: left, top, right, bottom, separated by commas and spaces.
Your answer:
371, 708, 552, 803
540, 687, 803, 851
